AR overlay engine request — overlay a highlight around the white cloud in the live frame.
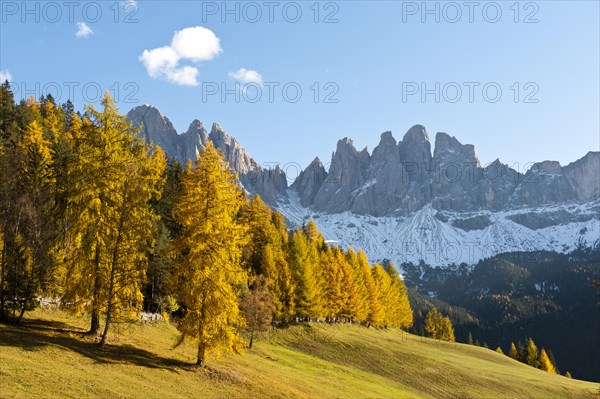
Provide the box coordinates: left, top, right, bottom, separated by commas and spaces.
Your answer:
228, 68, 263, 86
121, 0, 137, 7
171, 27, 222, 62
75, 22, 94, 38
139, 26, 222, 87
0, 70, 12, 82
140, 46, 199, 86
166, 66, 199, 87
140, 46, 179, 78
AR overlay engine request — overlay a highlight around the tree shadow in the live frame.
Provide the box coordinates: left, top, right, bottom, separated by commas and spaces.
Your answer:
0, 319, 193, 372
21, 317, 87, 334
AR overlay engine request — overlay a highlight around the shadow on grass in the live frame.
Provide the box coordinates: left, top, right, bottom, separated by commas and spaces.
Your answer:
0, 318, 192, 372
21, 317, 87, 333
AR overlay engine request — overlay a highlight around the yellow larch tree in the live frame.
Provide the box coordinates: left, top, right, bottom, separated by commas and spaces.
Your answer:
509, 342, 519, 359
440, 316, 455, 342
335, 247, 359, 322
371, 263, 391, 327
11, 119, 56, 320
383, 262, 413, 329
540, 348, 557, 373
320, 246, 344, 320
424, 307, 442, 338
345, 248, 369, 322
240, 195, 295, 318
171, 141, 248, 366
60, 94, 164, 345
359, 251, 383, 327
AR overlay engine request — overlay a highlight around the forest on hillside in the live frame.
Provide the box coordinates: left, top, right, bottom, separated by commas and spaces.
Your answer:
404, 251, 600, 381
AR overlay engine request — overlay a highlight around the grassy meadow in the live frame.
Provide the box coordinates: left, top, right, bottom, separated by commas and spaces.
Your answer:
0, 309, 598, 399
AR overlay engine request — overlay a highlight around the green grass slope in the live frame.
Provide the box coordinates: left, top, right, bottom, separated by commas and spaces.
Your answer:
1, 309, 598, 399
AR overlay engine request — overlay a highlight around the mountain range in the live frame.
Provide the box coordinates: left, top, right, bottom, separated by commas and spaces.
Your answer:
126, 105, 600, 268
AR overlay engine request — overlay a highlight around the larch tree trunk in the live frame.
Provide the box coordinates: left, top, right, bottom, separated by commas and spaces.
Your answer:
89, 239, 102, 335
99, 198, 126, 349
196, 343, 206, 367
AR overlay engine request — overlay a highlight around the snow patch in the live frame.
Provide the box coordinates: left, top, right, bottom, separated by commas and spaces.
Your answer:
277, 194, 600, 269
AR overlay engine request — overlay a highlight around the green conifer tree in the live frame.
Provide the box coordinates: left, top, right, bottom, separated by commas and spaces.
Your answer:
524, 338, 540, 368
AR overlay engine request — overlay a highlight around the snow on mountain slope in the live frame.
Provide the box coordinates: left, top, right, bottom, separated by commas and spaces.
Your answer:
278, 191, 600, 268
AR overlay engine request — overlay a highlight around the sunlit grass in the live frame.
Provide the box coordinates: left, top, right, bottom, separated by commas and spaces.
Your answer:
0, 309, 597, 398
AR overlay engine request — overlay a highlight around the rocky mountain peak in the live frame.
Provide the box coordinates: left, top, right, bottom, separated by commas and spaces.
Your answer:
126, 105, 288, 205
433, 132, 479, 165
403, 124, 429, 143
371, 131, 398, 161
128, 104, 172, 129
563, 151, 600, 201
379, 131, 397, 146
209, 122, 231, 143
337, 137, 356, 152
398, 125, 433, 183
311, 137, 370, 212
511, 160, 577, 206
187, 119, 204, 131
206, 123, 257, 175
135, 103, 163, 116
530, 160, 563, 175
126, 105, 179, 157
433, 132, 457, 152
290, 156, 328, 207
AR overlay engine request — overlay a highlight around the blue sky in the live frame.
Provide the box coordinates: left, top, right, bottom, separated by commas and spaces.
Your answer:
1, 0, 598, 179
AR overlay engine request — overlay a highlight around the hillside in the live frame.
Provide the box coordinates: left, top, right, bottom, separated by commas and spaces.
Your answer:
405, 251, 600, 381
1, 309, 597, 399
